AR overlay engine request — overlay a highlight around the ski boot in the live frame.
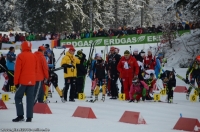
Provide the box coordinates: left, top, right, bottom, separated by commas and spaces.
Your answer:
48, 90, 52, 98
186, 87, 192, 100
107, 91, 111, 97
136, 99, 140, 103
93, 95, 98, 103
128, 99, 134, 103
87, 99, 93, 102
142, 96, 146, 102
61, 97, 66, 103
168, 97, 173, 103
69, 99, 75, 102
44, 98, 50, 103
89, 90, 94, 98
101, 95, 105, 102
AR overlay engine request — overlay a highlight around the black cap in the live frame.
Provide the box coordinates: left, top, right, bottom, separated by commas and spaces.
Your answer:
9, 46, 14, 51
44, 44, 50, 48
77, 50, 82, 55
140, 50, 145, 53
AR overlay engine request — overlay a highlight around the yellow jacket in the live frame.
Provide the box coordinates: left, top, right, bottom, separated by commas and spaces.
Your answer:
61, 51, 80, 78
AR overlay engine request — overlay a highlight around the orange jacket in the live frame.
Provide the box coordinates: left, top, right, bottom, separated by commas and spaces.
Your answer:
14, 41, 37, 85
117, 55, 139, 78
34, 51, 49, 81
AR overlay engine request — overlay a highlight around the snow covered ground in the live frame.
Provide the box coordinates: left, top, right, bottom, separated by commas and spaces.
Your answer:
0, 44, 200, 132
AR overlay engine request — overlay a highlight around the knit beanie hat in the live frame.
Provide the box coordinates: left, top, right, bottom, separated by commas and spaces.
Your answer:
77, 50, 82, 55
124, 50, 130, 54
96, 53, 102, 58
133, 48, 138, 52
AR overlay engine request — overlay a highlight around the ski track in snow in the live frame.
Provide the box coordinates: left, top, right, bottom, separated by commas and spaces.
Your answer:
0, 44, 200, 132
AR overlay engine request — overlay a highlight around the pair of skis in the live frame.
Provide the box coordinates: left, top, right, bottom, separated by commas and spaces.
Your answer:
172, 68, 199, 93
86, 98, 105, 103
86, 41, 97, 72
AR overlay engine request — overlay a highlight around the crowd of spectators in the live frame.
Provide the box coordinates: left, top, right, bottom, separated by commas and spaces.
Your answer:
0, 21, 199, 44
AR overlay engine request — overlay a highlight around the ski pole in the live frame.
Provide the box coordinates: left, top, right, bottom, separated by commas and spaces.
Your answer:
55, 50, 65, 65
130, 46, 132, 54
0, 64, 14, 77
86, 40, 96, 71
50, 67, 64, 72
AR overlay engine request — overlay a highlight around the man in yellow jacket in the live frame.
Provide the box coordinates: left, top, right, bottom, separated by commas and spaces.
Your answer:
61, 47, 80, 102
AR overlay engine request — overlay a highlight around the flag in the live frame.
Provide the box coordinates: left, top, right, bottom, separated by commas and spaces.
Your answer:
51, 40, 58, 48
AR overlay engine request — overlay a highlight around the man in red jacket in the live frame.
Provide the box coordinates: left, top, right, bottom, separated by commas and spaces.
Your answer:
13, 41, 37, 122
33, 46, 49, 105
144, 49, 156, 70
117, 50, 139, 100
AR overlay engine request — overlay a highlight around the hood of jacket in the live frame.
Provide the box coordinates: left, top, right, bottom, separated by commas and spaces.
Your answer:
21, 41, 32, 52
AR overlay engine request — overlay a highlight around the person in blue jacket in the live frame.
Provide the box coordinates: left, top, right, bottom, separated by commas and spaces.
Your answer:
44, 44, 55, 69
43, 45, 55, 98
6, 46, 16, 91
155, 52, 164, 79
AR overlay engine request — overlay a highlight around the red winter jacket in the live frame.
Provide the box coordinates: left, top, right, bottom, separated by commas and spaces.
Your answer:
34, 51, 49, 81
144, 55, 156, 70
14, 41, 37, 85
117, 56, 139, 78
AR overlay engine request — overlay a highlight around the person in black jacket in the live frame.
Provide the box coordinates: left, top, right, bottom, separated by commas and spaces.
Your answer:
0, 53, 9, 92
107, 47, 121, 99
75, 50, 87, 98
92, 53, 107, 102
160, 70, 176, 103
132, 48, 143, 62
0, 53, 7, 72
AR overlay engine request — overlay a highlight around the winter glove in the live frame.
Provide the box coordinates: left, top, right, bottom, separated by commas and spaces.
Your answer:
62, 64, 68, 73
62, 64, 75, 68
185, 78, 189, 84
62, 64, 68, 68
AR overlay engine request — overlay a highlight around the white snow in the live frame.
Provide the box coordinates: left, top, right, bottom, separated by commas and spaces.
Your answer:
0, 43, 200, 132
